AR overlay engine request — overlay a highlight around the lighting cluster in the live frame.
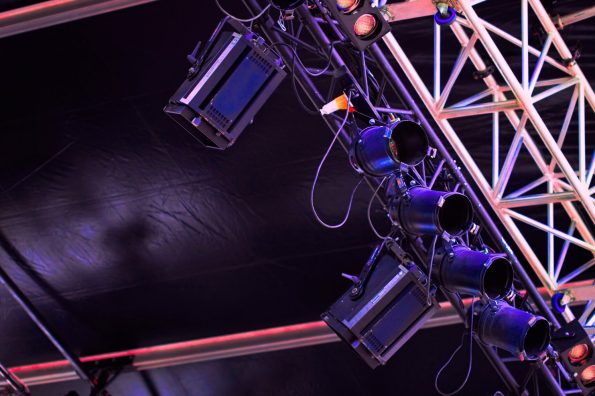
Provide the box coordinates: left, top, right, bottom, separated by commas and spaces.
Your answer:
323, 120, 551, 367
320, 0, 391, 50
552, 320, 595, 393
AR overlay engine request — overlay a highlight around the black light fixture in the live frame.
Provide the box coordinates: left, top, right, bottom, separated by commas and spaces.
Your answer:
164, 19, 286, 149
552, 320, 595, 394
349, 120, 429, 176
389, 187, 473, 236
321, 0, 392, 51
435, 245, 513, 299
321, 253, 439, 368
475, 301, 550, 360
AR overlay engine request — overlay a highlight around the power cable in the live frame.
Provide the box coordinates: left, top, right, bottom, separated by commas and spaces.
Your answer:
310, 93, 361, 229
426, 235, 438, 305
215, 0, 271, 23
435, 299, 476, 396
367, 176, 390, 239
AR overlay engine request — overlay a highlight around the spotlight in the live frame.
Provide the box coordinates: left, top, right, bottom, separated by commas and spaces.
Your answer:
349, 121, 429, 176
436, 245, 513, 299
337, 0, 359, 13
388, 187, 473, 236
164, 20, 286, 150
269, 0, 304, 10
322, 254, 439, 368
581, 366, 595, 386
552, 320, 595, 394
354, 14, 379, 38
569, 343, 592, 365
321, 0, 391, 50
475, 301, 550, 360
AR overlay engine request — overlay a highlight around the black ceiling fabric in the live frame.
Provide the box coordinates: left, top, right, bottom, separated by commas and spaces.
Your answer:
0, 0, 592, 394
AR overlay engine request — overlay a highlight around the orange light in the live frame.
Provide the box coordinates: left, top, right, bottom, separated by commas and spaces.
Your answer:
569, 343, 591, 365
336, 0, 359, 13
580, 365, 595, 386
354, 14, 378, 38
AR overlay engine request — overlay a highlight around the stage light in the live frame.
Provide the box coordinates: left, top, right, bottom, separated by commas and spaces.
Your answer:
354, 14, 378, 38
164, 19, 286, 150
321, 0, 391, 50
552, 320, 595, 394
322, 254, 439, 368
388, 187, 473, 236
436, 245, 513, 299
581, 366, 595, 386
337, 0, 359, 13
569, 343, 591, 365
476, 301, 550, 360
349, 121, 429, 176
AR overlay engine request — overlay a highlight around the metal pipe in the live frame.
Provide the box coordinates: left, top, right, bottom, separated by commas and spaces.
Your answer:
0, 231, 95, 387
0, 0, 157, 39
0, 362, 28, 395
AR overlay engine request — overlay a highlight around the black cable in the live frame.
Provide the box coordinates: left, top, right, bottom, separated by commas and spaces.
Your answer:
311, 93, 361, 229
435, 299, 476, 396
367, 177, 390, 240
214, 0, 271, 22
426, 235, 438, 305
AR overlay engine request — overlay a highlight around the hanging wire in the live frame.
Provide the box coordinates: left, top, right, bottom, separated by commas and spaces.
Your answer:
310, 93, 361, 229
426, 235, 439, 305
272, 41, 339, 77
215, 0, 271, 23
435, 299, 477, 396
367, 177, 390, 240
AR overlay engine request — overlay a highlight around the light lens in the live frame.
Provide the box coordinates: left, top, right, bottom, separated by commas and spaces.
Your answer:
336, 0, 359, 13
354, 14, 378, 38
581, 365, 595, 386
568, 343, 591, 365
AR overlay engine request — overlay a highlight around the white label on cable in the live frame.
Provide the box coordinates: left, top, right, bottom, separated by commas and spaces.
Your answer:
181, 33, 242, 105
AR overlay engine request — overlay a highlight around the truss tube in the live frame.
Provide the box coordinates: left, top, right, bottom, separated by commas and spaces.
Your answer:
0, 231, 95, 389
457, 1, 595, 223
0, 0, 157, 39
5, 278, 583, 390
527, 0, 595, 110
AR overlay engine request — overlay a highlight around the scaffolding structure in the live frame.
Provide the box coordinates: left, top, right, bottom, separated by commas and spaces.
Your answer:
0, 1, 592, 395
381, 0, 594, 328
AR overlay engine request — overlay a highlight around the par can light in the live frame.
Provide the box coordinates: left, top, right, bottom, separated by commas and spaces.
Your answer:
568, 343, 592, 365
389, 187, 473, 236
336, 0, 360, 13
476, 301, 550, 360
581, 366, 595, 386
435, 245, 513, 299
349, 120, 429, 176
354, 14, 379, 38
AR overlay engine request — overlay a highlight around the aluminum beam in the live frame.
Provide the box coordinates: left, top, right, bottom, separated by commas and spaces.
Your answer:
0, 0, 157, 39
4, 281, 588, 388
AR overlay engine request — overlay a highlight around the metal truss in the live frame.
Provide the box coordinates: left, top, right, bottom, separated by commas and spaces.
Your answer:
381, 0, 595, 326
240, 1, 564, 394
2, 281, 588, 388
